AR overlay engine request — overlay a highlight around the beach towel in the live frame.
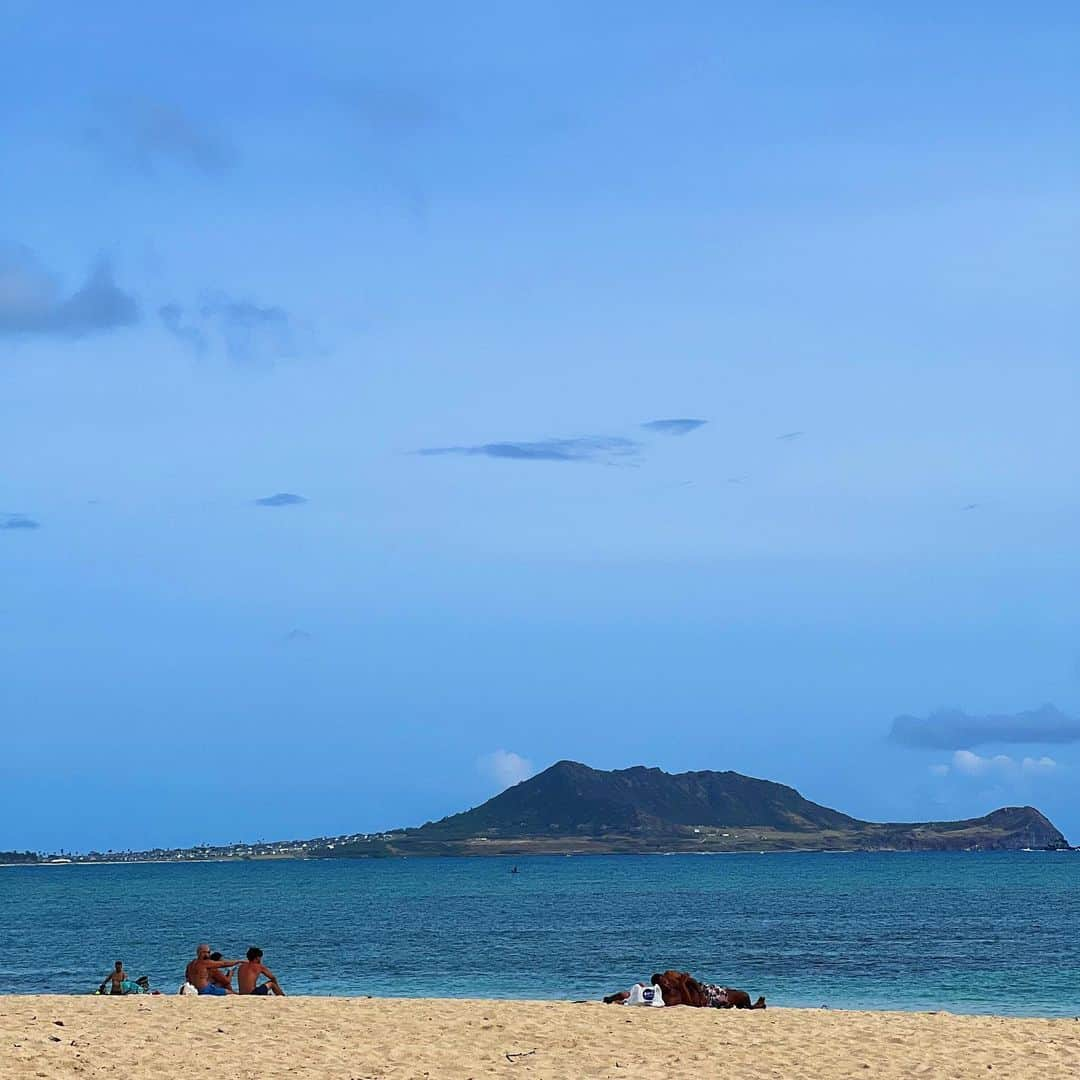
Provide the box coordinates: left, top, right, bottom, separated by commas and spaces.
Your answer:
625, 983, 665, 1007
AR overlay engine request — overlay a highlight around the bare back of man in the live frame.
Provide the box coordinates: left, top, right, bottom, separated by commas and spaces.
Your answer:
237, 947, 285, 996
186, 944, 241, 995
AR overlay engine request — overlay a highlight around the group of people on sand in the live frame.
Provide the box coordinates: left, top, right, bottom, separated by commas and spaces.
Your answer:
101, 952, 748, 1005
98, 944, 285, 996
602, 970, 765, 1010
182, 943, 285, 996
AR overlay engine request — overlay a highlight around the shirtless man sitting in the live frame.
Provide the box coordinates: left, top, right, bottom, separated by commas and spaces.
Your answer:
185, 943, 243, 996
237, 947, 285, 996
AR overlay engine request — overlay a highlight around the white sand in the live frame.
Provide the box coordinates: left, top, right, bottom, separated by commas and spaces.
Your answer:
1, 996, 1078, 1079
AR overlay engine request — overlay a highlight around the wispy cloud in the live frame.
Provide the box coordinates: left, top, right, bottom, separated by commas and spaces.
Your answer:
890, 705, 1080, 749
159, 303, 208, 353
0, 514, 40, 531
349, 81, 440, 143
205, 297, 297, 364
281, 628, 313, 644
332, 80, 443, 219
160, 294, 301, 364
255, 493, 307, 507
135, 103, 232, 174
420, 436, 640, 463
89, 102, 233, 177
477, 749, 534, 790
0, 248, 138, 339
641, 418, 707, 436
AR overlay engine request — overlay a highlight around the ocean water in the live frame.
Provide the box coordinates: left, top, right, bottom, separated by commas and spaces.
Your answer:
1, 852, 1078, 1015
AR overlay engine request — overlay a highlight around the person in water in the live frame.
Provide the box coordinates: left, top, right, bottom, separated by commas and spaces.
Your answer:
237, 947, 285, 996
99, 960, 129, 995
208, 952, 236, 994
185, 943, 242, 996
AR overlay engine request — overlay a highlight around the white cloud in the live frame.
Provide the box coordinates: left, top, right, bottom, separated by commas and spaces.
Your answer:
937, 750, 1058, 779
952, 749, 1014, 776
477, 749, 534, 790
1021, 755, 1057, 776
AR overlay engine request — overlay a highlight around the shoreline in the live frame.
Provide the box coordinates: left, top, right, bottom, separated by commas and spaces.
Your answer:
3, 846, 1076, 868
0, 992, 1075, 1020
1, 996, 1077, 1079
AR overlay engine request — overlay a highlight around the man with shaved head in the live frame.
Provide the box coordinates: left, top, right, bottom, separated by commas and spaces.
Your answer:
185, 943, 242, 996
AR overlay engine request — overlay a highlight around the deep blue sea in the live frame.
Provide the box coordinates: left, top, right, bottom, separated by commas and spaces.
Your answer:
2, 853, 1078, 1015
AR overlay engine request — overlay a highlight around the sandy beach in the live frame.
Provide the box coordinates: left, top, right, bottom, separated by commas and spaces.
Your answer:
1, 997, 1077, 1079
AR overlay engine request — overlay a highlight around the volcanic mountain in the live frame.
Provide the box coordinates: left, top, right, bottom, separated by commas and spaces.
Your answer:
314, 761, 1069, 856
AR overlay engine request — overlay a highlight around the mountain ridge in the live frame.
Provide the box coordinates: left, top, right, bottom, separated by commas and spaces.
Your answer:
8, 761, 1067, 863
314, 760, 1070, 856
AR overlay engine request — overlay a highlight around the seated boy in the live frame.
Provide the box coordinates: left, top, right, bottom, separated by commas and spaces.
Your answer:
237, 947, 285, 996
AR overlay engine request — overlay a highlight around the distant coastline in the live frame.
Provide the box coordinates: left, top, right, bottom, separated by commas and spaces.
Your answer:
5, 760, 1072, 864
3, 846, 1076, 868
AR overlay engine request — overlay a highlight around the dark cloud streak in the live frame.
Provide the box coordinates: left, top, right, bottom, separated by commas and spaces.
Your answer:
889, 705, 1080, 749
641, 418, 707, 436
420, 436, 640, 463
0, 515, 40, 530
255, 493, 308, 507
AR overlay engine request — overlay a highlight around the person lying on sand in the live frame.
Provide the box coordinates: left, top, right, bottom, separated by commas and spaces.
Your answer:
185, 943, 243, 996
652, 971, 765, 1009
603, 971, 765, 1009
99, 960, 129, 995
238, 947, 285, 996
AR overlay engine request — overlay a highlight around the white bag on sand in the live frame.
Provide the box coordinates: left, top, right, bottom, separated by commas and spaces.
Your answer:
625, 984, 665, 1007
178, 982, 199, 996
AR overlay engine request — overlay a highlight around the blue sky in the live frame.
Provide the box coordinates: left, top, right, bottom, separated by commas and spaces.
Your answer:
3, 2, 1079, 850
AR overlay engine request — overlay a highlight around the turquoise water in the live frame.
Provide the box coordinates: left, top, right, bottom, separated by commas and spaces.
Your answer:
1, 853, 1078, 1015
